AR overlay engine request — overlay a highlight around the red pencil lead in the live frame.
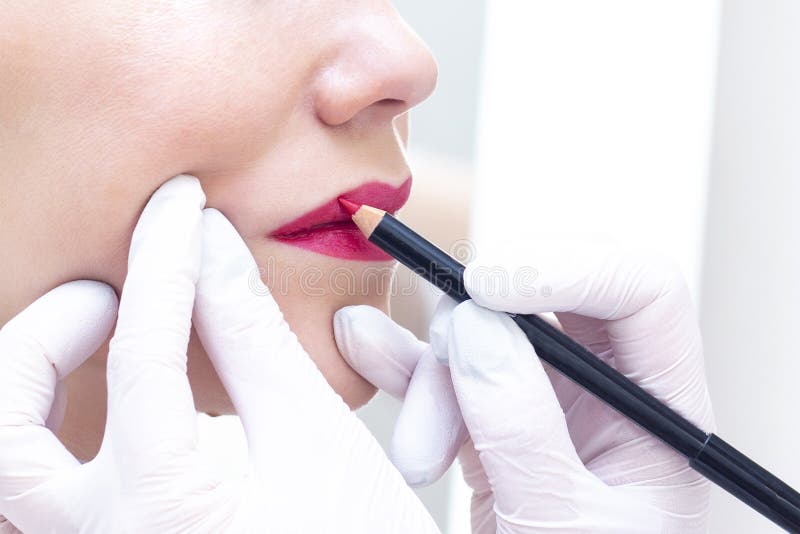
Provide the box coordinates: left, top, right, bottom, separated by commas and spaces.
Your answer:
338, 197, 361, 215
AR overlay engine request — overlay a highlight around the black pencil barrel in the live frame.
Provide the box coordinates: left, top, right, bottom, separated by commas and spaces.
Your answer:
368, 213, 469, 302
370, 212, 800, 532
691, 435, 800, 531
509, 313, 707, 454
513, 312, 800, 532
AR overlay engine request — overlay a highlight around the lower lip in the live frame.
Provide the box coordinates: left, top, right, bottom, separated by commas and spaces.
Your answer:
272, 222, 392, 261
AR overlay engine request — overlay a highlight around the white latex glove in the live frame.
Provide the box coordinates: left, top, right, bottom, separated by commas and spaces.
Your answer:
334, 242, 716, 533
0, 280, 119, 533
190, 210, 440, 533
0, 175, 440, 533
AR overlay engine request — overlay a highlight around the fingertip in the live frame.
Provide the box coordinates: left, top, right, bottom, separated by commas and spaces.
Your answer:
127, 175, 205, 277
389, 349, 466, 487
390, 419, 465, 488
154, 174, 206, 208
391, 425, 446, 487
447, 300, 537, 387
333, 305, 426, 398
450, 300, 505, 338
463, 259, 542, 314
60, 279, 119, 316
11, 281, 119, 379
56, 281, 119, 369
451, 299, 492, 320
332, 305, 366, 366
390, 450, 446, 488
63, 280, 119, 339
462, 259, 490, 307
333, 305, 422, 366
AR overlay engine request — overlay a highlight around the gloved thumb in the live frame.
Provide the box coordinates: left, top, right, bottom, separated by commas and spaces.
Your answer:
0, 280, 117, 430
0, 281, 117, 531
334, 302, 467, 487
439, 301, 604, 523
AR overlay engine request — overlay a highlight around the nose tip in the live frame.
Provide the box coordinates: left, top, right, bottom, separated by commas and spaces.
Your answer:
313, 14, 439, 127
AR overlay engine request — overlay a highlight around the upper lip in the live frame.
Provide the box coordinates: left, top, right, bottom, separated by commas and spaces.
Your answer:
270, 177, 412, 239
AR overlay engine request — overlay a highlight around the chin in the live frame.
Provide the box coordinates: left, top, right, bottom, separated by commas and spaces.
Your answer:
189, 255, 395, 416
270, 258, 395, 410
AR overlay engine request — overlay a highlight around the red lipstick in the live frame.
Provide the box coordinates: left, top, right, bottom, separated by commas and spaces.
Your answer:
270, 177, 411, 261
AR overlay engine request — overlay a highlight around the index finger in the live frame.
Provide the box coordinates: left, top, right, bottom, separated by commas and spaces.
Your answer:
464, 245, 715, 432
106, 175, 206, 475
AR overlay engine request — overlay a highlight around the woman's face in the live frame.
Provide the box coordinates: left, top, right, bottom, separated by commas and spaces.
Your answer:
1, 1, 437, 414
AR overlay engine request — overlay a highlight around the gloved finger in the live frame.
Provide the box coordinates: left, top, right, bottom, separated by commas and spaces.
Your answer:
391, 347, 467, 487
464, 244, 715, 431
333, 304, 429, 399
444, 301, 598, 520
194, 209, 349, 464
334, 301, 467, 487
464, 240, 614, 357
193, 210, 440, 532
106, 175, 205, 476
0, 280, 117, 528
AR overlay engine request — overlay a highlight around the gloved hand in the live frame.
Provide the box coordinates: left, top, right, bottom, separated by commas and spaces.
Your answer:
0, 175, 440, 533
0, 279, 119, 533
334, 240, 716, 533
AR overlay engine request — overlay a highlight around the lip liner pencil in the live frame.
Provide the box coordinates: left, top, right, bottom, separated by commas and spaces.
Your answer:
341, 200, 800, 533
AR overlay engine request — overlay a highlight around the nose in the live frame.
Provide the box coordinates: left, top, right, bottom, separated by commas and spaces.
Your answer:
312, 9, 439, 127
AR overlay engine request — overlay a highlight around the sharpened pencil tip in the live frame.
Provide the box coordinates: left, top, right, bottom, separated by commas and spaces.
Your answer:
338, 198, 361, 216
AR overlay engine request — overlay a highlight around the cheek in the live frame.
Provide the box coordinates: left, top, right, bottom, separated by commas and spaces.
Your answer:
44, 5, 311, 178
145, 65, 302, 175
49, 16, 312, 285
121, 14, 310, 175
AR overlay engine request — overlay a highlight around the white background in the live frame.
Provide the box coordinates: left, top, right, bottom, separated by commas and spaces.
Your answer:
358, 1, 800, 532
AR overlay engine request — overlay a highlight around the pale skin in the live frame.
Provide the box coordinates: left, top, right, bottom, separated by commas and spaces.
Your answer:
0, 0, 438, 461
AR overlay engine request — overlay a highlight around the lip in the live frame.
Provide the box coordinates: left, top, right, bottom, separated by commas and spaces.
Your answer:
269, 177, 412, 261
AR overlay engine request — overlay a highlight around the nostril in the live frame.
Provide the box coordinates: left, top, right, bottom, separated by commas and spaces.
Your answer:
373, 98, 408, 114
